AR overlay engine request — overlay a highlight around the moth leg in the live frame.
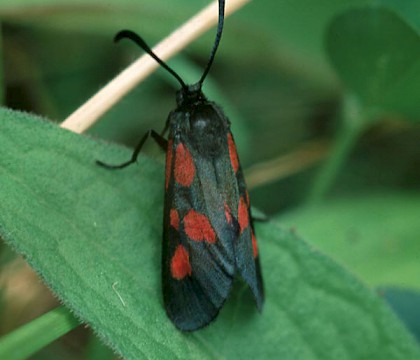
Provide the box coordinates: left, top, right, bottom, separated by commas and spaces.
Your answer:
96, 129, 167, 169
160, 120, 170, 137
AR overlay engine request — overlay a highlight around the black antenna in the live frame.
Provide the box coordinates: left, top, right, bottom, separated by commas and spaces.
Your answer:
115, 0, 225, 89
198, 0, 225, 86
115, 30, 187, 89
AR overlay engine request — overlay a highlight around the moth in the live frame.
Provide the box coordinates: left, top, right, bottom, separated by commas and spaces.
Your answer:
98, 0, 264, 331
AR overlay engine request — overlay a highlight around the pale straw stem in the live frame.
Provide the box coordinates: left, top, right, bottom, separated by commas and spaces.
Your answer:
60, 0, 251, 134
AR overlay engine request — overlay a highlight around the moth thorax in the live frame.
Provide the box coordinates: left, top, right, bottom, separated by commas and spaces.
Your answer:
189, 105, 225, 156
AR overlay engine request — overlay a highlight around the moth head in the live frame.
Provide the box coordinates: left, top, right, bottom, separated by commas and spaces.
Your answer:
176, 84, 207, 108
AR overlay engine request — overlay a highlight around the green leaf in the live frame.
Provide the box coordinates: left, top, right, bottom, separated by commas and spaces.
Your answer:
0, 27, 4, 105
0, 0, 393, 85
0, 306, 79, 360
279, 194, 420, 289
326, 7, 420, 119
0, 108, 419, 359
0, 1, 209, 39
84, 333, 115, 360
380, 287, 420, 342
380, 0, 420, 33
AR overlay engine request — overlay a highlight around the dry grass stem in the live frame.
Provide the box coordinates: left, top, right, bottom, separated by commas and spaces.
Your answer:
60, 0, 251, 134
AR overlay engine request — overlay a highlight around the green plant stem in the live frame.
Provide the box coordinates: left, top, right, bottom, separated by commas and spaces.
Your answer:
308, 95, 367, 203
0, 305, 80, 360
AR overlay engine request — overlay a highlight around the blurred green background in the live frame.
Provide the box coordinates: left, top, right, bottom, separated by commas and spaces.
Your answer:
0, 0, 419, 358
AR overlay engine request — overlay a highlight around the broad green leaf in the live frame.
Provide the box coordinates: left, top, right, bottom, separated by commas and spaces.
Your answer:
326, 7, 420, 119
279, 194, 420, 289
0, 108, 419, 359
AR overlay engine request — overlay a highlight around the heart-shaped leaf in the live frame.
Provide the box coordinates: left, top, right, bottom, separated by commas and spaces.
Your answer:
326, 7, 420, 119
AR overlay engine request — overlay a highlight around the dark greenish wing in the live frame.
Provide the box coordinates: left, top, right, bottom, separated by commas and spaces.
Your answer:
162, 137, 235, 331
228, 131, 264, 310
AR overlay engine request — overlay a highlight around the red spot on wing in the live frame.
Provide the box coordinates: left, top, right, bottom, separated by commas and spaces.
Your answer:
227, 133, 239, 173
238, 196, 249, 233
170, 209, 179, 230
224, 202, 232, 224
174, 144, 195, 187
171, 245, 192, 280
251, 231, 258, 258
165, 139, 173, 189
184, 210, 216, 243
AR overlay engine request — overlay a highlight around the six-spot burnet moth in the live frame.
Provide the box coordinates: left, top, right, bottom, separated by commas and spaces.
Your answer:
98, 0, 264, 331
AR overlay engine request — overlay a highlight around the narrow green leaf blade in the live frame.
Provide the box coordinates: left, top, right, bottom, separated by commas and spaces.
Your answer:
0, 306, 79, 360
